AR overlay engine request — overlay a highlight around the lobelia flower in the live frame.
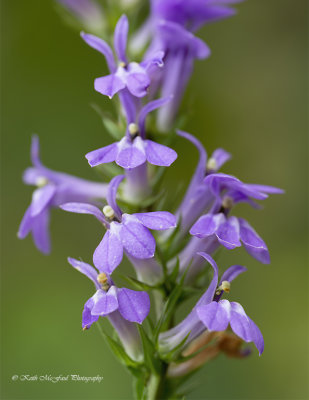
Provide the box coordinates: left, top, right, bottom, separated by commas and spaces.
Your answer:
81, 15, 164, 100
159, 253, 264, 355
151, 0, 243, 32
175, 130, 283, 235
61, 175, 176, 276
85, 96, 177, 170
68, 257, 149, 361
18, 136, 108, 254
56, 0, 105, 33
190, 214, 270, 264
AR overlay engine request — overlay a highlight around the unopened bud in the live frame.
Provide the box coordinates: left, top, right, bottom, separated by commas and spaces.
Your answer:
207, 157, 217, 171
222, 196, 234, 210
128, 123, 139, 136
103, 205, 115, 219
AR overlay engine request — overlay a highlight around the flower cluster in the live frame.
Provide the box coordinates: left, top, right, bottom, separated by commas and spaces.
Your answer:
19, 1, 283, 398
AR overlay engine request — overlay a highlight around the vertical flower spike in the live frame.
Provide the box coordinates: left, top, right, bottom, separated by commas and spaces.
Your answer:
60, 175, 176, 274
18, 136, 108, 253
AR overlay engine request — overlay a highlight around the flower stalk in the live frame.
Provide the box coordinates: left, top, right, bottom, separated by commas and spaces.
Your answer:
18, 1, 283, 399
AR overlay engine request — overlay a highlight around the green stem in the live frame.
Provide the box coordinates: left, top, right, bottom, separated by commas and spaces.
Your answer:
147, 374, 161, 400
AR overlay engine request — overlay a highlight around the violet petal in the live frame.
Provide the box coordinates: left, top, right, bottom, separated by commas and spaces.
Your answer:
117, 288, 150, 324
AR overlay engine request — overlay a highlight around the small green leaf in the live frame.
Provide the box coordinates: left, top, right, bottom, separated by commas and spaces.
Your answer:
115, 273, 159, 291
91, 103, 124, 140
160, 331, 191, 362
138, 325, 161, 375
169, 258, 180, 284
96, 322, 139, 368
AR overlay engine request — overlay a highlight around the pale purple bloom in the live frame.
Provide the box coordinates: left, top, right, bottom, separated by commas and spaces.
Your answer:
151, 0, 243, 32
85, 96, 177, 169
18, 136, 108, 254
68, 257, 148, 361
56, 0, 105, 32
190, 214, 270, 264
159, 253, 264, 355
67, 258, 150, 327
81, 15, 164, 100
61, 175, 176, 273
175, 130, 283, 234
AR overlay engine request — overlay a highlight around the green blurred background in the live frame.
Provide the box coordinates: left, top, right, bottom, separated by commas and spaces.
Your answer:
1, 0, 308, 399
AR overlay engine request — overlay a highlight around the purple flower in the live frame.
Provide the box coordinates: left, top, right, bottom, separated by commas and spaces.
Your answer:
159, 253, 264, 355
18, 136, 108, 254
85, 96, 177, 169
61, 175, 176, 273
81, 15, 164, 99
68, 257, 148, 361
175, 130, 283, 234
190, 214, 270, 264
151, 0, 243, 32
67, 258, 150, 327
56, 0, 105, 32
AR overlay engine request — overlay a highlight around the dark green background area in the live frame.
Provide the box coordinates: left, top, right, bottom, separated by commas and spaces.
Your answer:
1, 0, 308, 399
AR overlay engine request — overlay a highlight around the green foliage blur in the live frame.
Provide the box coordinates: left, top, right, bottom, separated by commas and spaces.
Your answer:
1, 0, 308, 399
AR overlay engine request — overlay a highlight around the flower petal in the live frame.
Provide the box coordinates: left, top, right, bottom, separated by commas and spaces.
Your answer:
85, 143, 118, 167
248, 317, 264, 355
190, 213, 224, 238
67, 257, 100, 289
229, 302, 252, 342
238, 218, 270, 264
210, 148, 231, 170
220, 264, 247, 284
120, 216, 156, 259
126, 63, 150, 97
80, 32, 116, 72
177, 130, 207, 203
18, 205, 33, 239
82, 297, 99, 329
94, 74, 125, 98
197, 300, 230, 331
106, 175, 125, 220
196, 253, 219, 306
31, 209, 51, 254
93, 228, 123, 274
60, 202, 107, 225
245, 184, 284, 195
116, 140, 146, 169
117, 288, 150, 323
31, 135, 42, 167
132, 211, 176, 230
91, 287, 119, 316
138, 96, 173, 137
216, 216, 241, 250
30, 184, 56, 217
114, 14, 128, 63
144, 140, 177, 167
